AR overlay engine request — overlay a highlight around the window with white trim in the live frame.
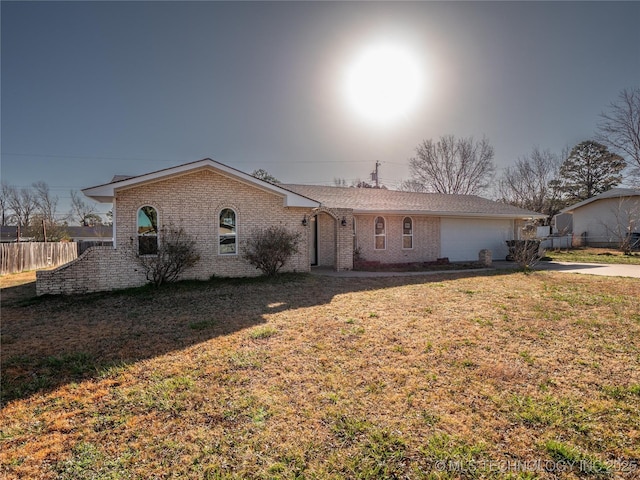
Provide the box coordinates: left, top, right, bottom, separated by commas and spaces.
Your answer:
402, 217, 413, 249
374, 216, 386, 250
137, 205, 158, 255
219, 208, 237, 255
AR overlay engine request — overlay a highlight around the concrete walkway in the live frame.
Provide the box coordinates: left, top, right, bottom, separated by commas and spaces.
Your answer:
311, 266, 494, 278
312, 261, 640, 279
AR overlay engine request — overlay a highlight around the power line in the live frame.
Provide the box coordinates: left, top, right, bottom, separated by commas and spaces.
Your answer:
2, 152, 378, 165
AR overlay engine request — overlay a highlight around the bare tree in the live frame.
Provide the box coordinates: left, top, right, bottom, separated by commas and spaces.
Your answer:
406, 135, 496, 195
70, 190, 101, 226
251, 169, 280, 184
597, 87, 640, 180
333, 178, 348, 187
399, 178, 429, 193
32, 181, 59, 226
498, 147, 563, 220
7, 185, 37, 229
0, 181, 12, 225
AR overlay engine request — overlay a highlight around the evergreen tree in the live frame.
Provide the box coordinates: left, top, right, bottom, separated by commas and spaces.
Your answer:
556, 141, 626, 201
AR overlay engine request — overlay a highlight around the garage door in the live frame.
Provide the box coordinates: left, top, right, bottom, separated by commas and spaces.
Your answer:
441, 218, 513, 262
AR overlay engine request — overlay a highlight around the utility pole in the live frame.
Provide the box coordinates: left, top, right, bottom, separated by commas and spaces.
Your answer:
370, 161, 381, 188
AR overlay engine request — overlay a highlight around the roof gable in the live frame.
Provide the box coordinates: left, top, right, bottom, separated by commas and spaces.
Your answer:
83, 158, 320, 208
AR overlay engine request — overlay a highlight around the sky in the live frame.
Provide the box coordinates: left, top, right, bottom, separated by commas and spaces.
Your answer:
2, 1, 639, 220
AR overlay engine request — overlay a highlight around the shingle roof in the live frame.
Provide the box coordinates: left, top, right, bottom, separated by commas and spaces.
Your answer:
281, 184, 545, 218
65, 226, 113, 238
1, 226, 18, 241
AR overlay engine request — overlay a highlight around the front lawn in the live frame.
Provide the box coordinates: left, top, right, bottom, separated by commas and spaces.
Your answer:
545, 247, 640, 265
1, 270, 639, 479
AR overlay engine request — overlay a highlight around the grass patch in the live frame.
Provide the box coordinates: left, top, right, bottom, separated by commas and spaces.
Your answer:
1, 352, 96, 403
248, 325, 278, 339
545, 247, 640, 265
2, 270, 639, 478
189, 319, 217, 330
55, 441, 136, 479
543, 439, 612, 476
601, 384, 640, 400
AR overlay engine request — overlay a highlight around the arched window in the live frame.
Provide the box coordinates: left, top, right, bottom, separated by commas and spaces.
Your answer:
219, 208, 237, 255
374, 216, 386, 250
402, 217, 413, 249
137, 206, 158, 255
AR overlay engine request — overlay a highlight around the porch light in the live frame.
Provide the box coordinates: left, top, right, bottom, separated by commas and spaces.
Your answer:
341, 216, 347, 227
302, 215, 308, 226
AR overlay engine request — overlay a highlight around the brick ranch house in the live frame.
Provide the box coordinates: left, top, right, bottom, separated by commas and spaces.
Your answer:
37, 158, 544, 295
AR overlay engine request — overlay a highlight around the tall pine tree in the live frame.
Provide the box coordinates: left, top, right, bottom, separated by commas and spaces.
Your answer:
556, 141, 626, 202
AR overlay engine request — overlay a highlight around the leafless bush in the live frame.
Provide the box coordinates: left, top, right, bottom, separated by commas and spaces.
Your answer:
507, 239, 544, 272
243, 226, 302, 277
137, 226, 200, 287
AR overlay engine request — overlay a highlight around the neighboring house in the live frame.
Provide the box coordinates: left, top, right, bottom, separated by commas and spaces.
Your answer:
36, 158, 544, 295
65, 225, 114, 255
559, 188, 640, 248
65, 225, 113, 243
1, 226, 19, 243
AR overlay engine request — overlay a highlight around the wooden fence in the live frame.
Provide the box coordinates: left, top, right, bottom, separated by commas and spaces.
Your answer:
0, 242, 78, 275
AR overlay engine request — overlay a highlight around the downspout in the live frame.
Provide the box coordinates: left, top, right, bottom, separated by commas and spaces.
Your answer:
112, 197, 117, 249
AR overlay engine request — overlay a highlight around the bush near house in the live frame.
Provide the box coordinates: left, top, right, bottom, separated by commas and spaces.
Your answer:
506, 239, 544, 271
242, 225, 302, 277
137, 226, 200, 287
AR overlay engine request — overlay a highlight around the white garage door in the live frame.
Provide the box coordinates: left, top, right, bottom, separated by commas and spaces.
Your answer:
441, 218, 513, 261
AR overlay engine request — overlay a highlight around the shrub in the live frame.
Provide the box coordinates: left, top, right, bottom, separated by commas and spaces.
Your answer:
243, 225, 302, 277
137, 226, 200, 287
506, 239, 543, 271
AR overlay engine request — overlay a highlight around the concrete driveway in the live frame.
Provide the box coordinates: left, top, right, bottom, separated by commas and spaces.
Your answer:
535, 261, 640, 278
314, 262, 640, 279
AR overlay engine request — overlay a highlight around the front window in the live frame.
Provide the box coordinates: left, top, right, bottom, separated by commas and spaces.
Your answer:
219, 208, 237, 254
403, 217, 413, 249
374, 216, 386, 250
137, 206, 158, 255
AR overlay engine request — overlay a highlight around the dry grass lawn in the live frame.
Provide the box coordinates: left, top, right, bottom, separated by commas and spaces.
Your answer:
1, 269, 639, 479
545, 247, 640, 265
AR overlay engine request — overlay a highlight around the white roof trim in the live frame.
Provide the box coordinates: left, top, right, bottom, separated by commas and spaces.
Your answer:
82, 158, 320, 208
560, 188, 640, 213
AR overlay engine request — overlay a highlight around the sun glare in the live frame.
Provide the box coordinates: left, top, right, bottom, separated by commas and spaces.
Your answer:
343, 42, 424, 124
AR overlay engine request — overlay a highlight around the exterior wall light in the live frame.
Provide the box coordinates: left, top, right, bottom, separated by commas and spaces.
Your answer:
302, 215, 308, 226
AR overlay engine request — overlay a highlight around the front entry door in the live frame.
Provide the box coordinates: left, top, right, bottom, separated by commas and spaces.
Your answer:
309, 215, 318, 266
